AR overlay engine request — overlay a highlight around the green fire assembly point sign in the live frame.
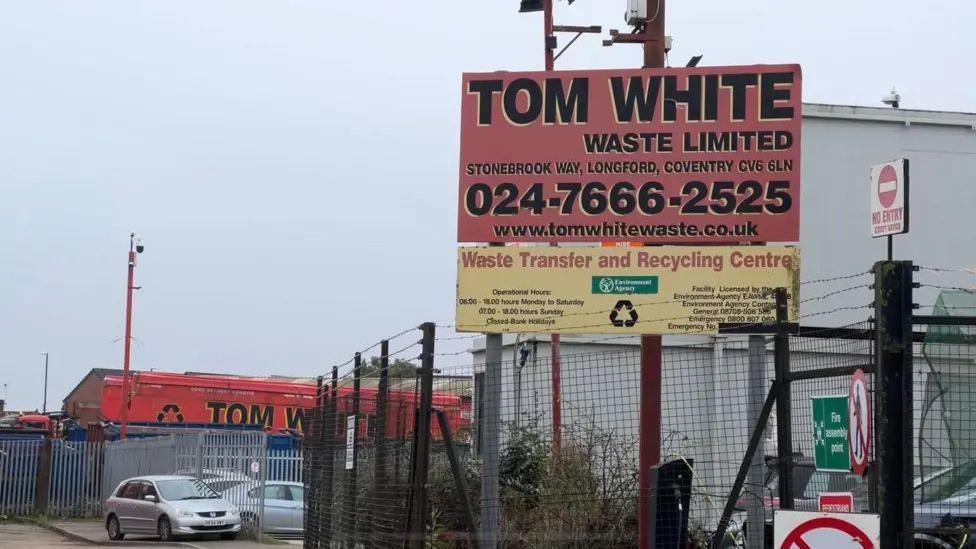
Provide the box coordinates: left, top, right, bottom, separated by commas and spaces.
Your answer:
811, 394, 851, 471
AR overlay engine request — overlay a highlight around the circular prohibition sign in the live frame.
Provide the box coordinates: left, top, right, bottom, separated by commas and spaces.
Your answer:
849, 368, 871, 476
780, 517, 874, 549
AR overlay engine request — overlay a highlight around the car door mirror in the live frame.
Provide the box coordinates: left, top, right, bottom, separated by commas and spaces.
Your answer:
144, 494, 157, 503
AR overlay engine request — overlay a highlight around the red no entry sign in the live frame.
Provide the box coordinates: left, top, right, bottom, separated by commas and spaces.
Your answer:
877, 164, 898, 208
775, 511, 879, 549
869, 158, 909, 237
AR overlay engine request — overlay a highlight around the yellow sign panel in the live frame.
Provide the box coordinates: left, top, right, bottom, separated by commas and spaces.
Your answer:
456, 246, 799, 334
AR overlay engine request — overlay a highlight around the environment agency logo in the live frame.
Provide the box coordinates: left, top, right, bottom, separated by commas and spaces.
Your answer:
590, 276, 659, 295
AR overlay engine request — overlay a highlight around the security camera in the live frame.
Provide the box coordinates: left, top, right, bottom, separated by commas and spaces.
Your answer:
135, 239, 145, 254
882, 88, 900, 109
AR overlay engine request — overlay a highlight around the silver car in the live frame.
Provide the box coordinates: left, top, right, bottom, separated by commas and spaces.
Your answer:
104, 475, 242, 541
220, 481, 305, 537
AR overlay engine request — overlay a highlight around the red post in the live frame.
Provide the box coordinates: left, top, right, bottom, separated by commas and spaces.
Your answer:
118, 235, 137, 439
543, 0, 560, 453
543, 0, 554, 71
638, 2, 665, 548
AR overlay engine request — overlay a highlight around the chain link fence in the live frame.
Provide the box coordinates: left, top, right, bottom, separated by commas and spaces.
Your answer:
301, 279, 975, 548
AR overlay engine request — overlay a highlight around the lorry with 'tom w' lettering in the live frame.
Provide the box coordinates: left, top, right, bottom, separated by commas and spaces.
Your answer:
98, 371, 470, 440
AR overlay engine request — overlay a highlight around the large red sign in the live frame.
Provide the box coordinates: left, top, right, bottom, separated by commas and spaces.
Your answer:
458, 65, 801, 243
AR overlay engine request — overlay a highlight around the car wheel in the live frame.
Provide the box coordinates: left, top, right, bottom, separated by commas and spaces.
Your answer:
914, 533, 957, 549
106, 515, 124, 541
158, 516, 174, 542
220, 532, 238, 540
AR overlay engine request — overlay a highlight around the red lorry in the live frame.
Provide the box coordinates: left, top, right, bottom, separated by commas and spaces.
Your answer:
100, 371, 470, 440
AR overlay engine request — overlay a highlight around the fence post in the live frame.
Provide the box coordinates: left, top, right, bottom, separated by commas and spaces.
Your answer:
746, 334, 767, 549
306, 376, 323, 549
874, 261, 914, 548
435, 409, 481, 549
377, 340, 390, 486
195, 431, 204, 480
345, 353, 361, 547
481, 331, 502, 549
322, 366, 338, 546
258, 432, 267, 542
407, 322, 436, 549
774, 287, 794, 509
374, 339, 390, 545
33, 438, 53, 515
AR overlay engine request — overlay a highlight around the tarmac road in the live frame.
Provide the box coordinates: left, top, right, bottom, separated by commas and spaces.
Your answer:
0, 521, 301, 548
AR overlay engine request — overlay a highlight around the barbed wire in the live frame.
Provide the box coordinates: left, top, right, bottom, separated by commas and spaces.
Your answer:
798, 304, 874, 319
327, 324, 422, 370
447, 285, 870, 335
800, 271, 872, 285
799, 284, 871, 304
919, 283, 976, 293
435, 334, 481, 341
918, 266, 976, 275
331, 274, 879, 370
333, 341, 424, 379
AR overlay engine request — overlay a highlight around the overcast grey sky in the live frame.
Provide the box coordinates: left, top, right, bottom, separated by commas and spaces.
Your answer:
1, 1, 973, 411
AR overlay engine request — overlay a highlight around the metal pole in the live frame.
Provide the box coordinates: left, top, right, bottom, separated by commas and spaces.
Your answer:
377, 340, 390, 485
482, 332, 502, 548
408, 323, 436, 549
308, 376, 323, 549
643, 0, 666, 69
349, 352, 361, 547
774, 288, 793, 509
874, 261, 914, 548
258, 432, 267, 541
551, 334, 561, 454
119, 234, 137, 439
710, 384, 780, 549
322, 367, 337, 546
41, 353, 49, 413
638, 3, 665, 547
543, 0, 554, 71
746, 335, 767, 549
435, 409, 481, 549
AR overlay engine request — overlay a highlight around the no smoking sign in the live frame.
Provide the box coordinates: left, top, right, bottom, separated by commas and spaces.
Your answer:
776, 511, 879, 549
849, 369, 871, 475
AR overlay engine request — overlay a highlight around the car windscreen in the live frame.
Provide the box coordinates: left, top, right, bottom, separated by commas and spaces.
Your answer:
157, 479, 220, 501
917, 462, 976, 503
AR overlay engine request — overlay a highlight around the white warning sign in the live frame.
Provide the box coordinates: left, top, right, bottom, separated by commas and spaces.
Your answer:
870, 159, 909, 237
775, 510, 879, 548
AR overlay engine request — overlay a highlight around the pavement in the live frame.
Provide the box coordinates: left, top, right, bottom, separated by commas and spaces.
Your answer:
0, 520, 301, 548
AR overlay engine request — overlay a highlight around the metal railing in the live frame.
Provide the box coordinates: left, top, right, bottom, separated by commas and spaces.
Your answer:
0, 439, 44, 516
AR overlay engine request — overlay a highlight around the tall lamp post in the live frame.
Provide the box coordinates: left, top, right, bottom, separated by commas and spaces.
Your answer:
118, 233, 145, 439
40, 352, 49, 412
